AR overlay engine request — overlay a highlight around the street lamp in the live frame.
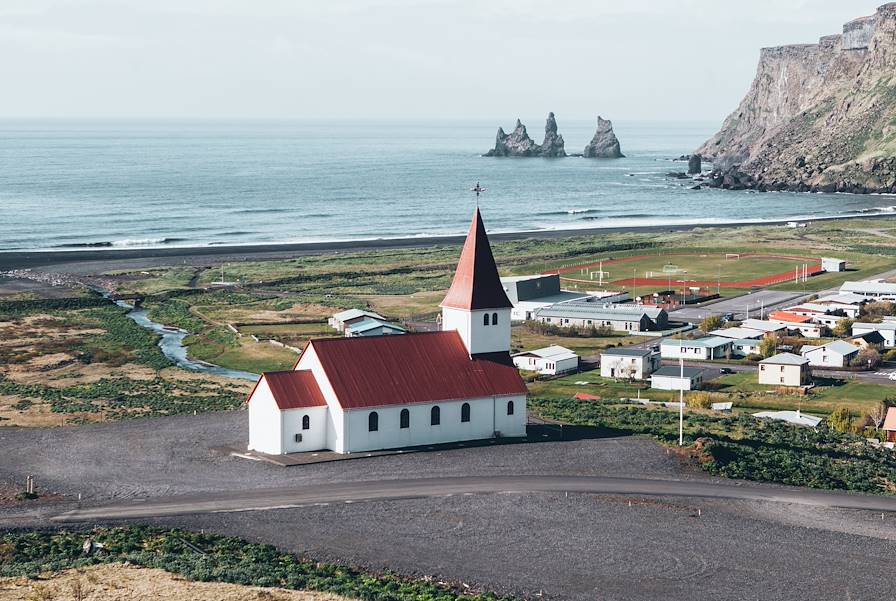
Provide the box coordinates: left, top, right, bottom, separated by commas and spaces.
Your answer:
679, 356, 684, 446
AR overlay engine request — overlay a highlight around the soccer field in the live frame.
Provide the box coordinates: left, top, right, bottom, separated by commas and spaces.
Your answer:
556, 252, 821, 289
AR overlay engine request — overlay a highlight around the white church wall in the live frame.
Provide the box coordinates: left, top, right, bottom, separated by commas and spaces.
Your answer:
442, 307, 511, 355
280, 406, 329, 453
247, 378, 284, 455
295, 344, 346, 452
342, 396, 501, 453
493, 394, 527, 438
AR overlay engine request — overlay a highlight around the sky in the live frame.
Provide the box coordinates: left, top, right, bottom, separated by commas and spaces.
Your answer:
0, 0, 887, 121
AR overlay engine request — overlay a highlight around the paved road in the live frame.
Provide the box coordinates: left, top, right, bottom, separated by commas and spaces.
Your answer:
51, 474, 896, 523
672, 290, 810, 322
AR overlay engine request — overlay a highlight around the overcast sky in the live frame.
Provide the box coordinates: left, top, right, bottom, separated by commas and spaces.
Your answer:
0, 0, 885, 121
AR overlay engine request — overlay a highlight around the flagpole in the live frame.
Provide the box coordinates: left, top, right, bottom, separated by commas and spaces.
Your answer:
679, 357, 684, 446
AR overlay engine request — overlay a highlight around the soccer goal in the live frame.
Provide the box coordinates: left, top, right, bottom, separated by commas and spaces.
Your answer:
725, 253, 741, 260
589, 270, 610, 282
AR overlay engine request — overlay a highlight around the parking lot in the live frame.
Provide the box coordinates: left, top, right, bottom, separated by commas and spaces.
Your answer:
671, 290, 809, 322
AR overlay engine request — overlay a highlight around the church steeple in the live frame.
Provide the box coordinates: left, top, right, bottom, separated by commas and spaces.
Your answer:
441, 207, 513, 311
441, 208, 512, 357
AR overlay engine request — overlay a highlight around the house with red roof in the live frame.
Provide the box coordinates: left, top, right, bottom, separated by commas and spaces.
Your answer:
247, 208, 528, 455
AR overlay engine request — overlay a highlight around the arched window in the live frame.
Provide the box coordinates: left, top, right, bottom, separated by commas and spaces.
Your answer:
302, 415, 310, 430
400, 408, 410, 429
461, 402, 471, 423
507, 400, 514, 416
430, 406, 441, 426
483, 313, 490, 326
492, 312, 498, 325
368, 411, 379, 432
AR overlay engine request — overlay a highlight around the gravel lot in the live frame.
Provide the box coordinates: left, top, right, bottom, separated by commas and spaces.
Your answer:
3, 411, 896, 600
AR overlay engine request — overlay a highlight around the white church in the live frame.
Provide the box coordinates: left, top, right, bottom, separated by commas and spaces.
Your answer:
247, 208, 529, 455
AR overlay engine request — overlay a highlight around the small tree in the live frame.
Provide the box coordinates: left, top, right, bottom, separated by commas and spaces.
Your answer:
700, 315, 724, 333
828, 405, 853, 433
867, 399, 894, 430
861, 301, 896, 321
851, 347, 881, 369
832, 318, 854, 338
758, 335, 777, 358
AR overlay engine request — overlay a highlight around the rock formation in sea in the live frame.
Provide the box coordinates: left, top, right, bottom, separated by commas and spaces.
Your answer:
484, 113, 567, 157
687, 154, 702, 175
583, 116, 624, 158
698, 3, 896, 193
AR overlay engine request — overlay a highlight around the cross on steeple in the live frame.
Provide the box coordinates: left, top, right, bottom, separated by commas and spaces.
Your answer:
470, 182, 486, 206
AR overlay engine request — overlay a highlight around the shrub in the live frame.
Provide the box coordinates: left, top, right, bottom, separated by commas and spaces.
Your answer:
851, 348, 881, 369
687, 391, 715, 409
700, 315, 724, 333
832, 318, 854, 338
884, 349, 896, 362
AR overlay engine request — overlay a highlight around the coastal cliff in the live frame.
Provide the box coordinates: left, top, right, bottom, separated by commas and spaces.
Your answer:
698, 3, 896, 193
583, 116, 624, 158
484, 113, 566, 157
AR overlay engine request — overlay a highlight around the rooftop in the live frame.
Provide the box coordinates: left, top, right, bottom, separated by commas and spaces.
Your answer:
653, 366, 703, 378
661, 336, 732, 349
853, 321, 896, 331
710, 327, 765, 340
741, 319, 788, 332
441, 207, 513, 311
252, 371, 328, 410
801, 340, 860, 356
513, 345, 578, 360
883, 407, 896, 431
760, 352, 809, 366
600, 347, 654, 358
332, 308, 384, 322
347, 318, 407, 335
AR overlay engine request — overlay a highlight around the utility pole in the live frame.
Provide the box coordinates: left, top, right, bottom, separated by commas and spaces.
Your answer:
679, 357, 684, 446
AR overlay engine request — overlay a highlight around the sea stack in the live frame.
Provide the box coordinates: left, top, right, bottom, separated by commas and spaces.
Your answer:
539, 112, 567, 157
688, 154, 702, 174
583, 116, 624, 158
484, 113, 567, 157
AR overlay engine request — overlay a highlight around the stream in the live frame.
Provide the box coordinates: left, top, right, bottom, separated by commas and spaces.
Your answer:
113, 299, 259, 381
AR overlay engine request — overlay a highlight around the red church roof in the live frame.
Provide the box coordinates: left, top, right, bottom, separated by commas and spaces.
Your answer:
250, 370, 328, 410
441, 207, 513, 310
307, 331, 526, 409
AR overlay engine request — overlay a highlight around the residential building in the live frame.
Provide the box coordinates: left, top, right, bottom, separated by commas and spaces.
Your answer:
328, 309, 386, 332
247, 208, 527, 455
600, 347, 661, 380
800, 340, 861, 368
513, 345, 579, 375
660, 336, 733, 361
344, 318, 406, 337
740, 319, 788, 336
849, 330, 885, 350
731, 338, 761, 358
650, 366, 703, 391
533, 302, 668, 333
758, 353, 810, 387
883, 407, 896, 443
852, 322, 896, 348
710, 327, 765, 340
753, 410, 822, 428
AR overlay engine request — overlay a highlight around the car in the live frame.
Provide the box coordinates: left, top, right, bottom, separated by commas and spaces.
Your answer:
889, 372, 896, 381
719, 367, 734, 374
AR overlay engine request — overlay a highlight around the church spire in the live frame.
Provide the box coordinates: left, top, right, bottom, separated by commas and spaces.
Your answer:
441, 207, 513, 311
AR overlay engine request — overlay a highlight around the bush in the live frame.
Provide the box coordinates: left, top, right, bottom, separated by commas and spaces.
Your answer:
687, 391, 715, 409
832, 318, 854, 338
700, 315, 724, 333
851, 348, 881, 369
524, 320, 613, 338
884, 349, 896, 362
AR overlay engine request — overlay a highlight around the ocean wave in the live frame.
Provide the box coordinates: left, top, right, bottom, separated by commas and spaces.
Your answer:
856, 205, 896, 213
55, 237, 183, 248
580, 213, 660, 221
538, 208, 605, 216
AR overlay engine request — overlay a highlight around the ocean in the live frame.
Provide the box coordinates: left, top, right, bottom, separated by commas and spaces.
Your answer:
1, 119, 893, 252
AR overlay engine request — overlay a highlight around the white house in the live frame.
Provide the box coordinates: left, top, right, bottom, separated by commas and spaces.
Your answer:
329, 309, 386, 332
513, 345, 579, 375
248, 208, 528, 455
344, 318, 406, 337
650, 366, 703, 391
599, 347, 661, 380
731, 338, 761, 357
710, 326, 765, 340
812, 293, 868, 318
852, 322, 896, 348
660, 336, 733, 361
800, 340, 861, 368
758, 353, 810, 387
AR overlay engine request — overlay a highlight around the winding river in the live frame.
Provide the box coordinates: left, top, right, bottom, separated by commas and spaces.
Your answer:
113, 299, 259, 381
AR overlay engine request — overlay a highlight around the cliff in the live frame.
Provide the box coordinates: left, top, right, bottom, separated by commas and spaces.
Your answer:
484, 113, 567, 157
698, 3, 896, 193
583, 116, 624, 158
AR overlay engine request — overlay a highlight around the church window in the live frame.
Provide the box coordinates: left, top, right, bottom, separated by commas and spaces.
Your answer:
302, 415, 310, 430
368, 411, 379, 432
461, 402, 471, 422
507, 400, 514, 415
431, 406, 441, 425
492, 312, 498, 325
483, 313, 490, 326
400, 408, 410, 429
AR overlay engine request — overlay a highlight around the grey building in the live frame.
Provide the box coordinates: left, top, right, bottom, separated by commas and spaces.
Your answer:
533, 302, 668, 333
